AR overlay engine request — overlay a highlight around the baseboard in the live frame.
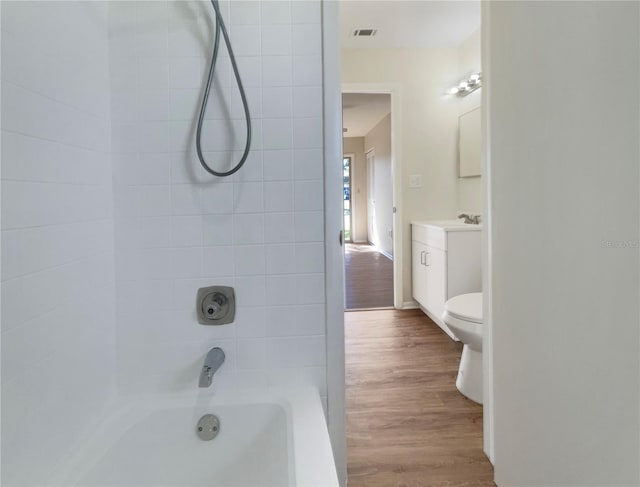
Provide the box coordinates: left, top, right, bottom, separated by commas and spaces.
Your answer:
401, 300, 420, 309
359, 240, 393, 261
378, 249, 393, 261
420, 306, 459, 341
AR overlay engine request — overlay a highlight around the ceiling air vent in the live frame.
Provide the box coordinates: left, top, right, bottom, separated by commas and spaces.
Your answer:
352, 28, 377, 37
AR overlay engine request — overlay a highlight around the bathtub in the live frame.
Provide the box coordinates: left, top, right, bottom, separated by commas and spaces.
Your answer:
51, 387, 338, 487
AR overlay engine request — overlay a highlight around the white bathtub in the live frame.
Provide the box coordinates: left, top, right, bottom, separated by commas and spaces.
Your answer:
51, 388, 338, 487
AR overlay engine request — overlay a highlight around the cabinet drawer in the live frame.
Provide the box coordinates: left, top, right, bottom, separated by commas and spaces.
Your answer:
412, 224, 447, 251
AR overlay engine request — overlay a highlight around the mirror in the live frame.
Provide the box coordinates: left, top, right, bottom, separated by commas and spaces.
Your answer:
459, 106, 481, 177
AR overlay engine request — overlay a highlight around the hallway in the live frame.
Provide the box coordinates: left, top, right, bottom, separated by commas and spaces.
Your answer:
345, 244, 393, 309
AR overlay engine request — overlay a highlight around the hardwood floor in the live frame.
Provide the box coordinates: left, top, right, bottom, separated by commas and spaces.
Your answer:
346, 308, 495, 487
345, 243, 394, 310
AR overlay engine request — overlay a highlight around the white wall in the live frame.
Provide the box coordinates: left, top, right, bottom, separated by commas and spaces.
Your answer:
109, 1, 327, 400
456, 28, 482, 215
341, 48, 460, 305
488, 2, 640, 485
0, 2, 116, 484
343, 136, 367, 243
364, 113, 393, 256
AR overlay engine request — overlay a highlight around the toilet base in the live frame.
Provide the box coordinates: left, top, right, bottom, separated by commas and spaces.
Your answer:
456, 345, 483, 404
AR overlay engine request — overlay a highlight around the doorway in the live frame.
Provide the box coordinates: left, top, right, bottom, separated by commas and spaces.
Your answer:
321, 1, 491, 484
366, 149, 375, 244
343, 155, 352, 242
342, 93, 394, 310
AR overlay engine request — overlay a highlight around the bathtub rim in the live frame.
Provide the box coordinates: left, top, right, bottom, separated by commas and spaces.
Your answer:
49, 386, 338, 487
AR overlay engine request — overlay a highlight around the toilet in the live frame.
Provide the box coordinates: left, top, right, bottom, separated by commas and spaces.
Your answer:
442, 292, 483, 404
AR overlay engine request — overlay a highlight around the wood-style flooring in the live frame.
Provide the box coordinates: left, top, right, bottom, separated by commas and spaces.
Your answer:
346, 308, 495, 487
345, 243, 393, 310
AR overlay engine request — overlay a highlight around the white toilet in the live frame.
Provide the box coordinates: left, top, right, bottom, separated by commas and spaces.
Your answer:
442, 292, 483, 404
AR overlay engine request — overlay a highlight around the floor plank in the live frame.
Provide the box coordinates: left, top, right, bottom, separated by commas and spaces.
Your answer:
345, 243, 394, 309
346, 308, 495, 487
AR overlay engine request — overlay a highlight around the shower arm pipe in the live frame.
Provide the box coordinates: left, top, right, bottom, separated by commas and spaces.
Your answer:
196, 0, 252, 177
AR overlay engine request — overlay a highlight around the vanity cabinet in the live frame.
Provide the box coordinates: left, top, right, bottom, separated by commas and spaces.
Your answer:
411, 221, 481, 339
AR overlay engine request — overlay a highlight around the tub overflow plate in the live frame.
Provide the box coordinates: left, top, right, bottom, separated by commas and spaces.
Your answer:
196, 414, 220, 441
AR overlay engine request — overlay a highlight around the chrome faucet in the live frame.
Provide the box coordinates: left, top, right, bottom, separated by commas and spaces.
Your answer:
199, 347, 225, 388
458, 213, 481, 225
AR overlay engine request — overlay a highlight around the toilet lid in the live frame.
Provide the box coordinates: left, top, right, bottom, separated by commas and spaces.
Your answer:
445, 293, 483, 324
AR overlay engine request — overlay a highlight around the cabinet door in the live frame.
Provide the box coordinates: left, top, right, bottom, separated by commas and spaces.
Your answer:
424, 246, 446, 321
412, 241, 427, 304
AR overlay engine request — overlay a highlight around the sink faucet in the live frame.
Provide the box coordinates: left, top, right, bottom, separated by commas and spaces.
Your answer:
458, 213, 481, 225
199, 347, 225, 388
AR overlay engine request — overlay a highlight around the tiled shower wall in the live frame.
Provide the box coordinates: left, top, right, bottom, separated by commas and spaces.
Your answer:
109, 1, 327, 397
0, 2, 116, 484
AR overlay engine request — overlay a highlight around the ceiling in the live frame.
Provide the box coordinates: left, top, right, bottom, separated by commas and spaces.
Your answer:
342, 93, 391, 137
339, 1, 480, 49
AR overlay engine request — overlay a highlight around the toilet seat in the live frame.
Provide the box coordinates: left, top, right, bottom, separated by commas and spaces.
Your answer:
444, 292, 482, 324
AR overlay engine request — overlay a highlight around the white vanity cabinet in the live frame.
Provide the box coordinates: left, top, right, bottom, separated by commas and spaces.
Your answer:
411, 221, 482, 339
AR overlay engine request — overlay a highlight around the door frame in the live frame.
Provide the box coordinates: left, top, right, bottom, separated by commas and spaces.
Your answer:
342, 84, 402, 309
322, 1, 347, 484
481, 2, 494, 464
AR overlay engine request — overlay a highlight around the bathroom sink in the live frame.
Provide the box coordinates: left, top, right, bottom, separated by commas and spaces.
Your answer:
412, 219, 482, 231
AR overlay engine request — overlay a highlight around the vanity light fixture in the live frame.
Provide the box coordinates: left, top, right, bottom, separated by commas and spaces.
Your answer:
448, 72, 482, 96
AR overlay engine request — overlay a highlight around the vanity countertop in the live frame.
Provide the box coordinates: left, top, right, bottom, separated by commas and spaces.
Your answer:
412, 219, 482, 232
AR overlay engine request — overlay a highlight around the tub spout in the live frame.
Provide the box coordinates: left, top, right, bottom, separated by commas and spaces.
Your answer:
199, 347, 225, 388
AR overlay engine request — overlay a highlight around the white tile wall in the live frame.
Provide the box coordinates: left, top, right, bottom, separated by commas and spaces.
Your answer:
0, 1, 116, 484
0, 2, 326, 481
109, 0, 326, 396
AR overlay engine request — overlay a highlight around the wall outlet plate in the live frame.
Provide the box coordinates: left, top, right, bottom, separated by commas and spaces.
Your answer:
196, 286, 235, 325
409, 174, 423, 188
